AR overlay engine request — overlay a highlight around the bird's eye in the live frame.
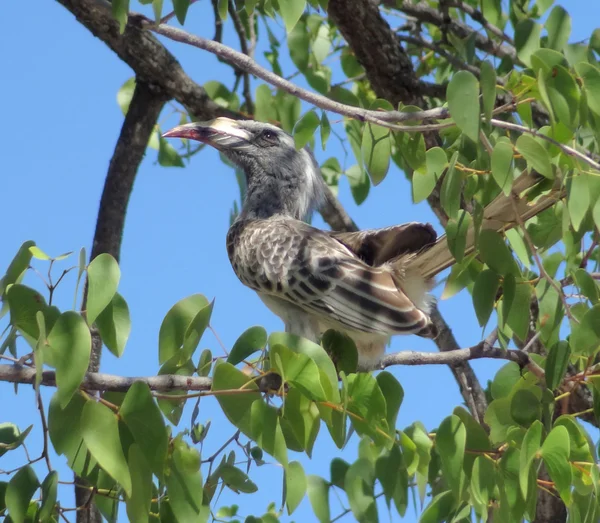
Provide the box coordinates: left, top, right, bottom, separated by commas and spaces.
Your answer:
260, 130, 278, 143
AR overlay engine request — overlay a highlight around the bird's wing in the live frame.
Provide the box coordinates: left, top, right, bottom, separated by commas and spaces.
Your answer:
240, 219, 433, 337
329, 222, 437, 266
404, 172, 566, 280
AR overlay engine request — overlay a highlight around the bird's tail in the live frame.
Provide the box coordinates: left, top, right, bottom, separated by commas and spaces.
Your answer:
404, 172, 565, 280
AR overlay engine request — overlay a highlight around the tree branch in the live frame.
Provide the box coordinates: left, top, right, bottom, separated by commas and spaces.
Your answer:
0, 341, 540, 391
128, 13, 450, 125
444, 0, 514, 45
56, 0, 239, 122
395, 0, 518, 62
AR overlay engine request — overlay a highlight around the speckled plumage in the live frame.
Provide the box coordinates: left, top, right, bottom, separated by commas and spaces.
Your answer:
163, 118, 437, 368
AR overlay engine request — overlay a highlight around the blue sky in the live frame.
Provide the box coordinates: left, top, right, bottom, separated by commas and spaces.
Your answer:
1, 1, 598, 521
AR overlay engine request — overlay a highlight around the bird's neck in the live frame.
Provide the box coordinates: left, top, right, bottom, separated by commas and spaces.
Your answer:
240, 175, 313, 221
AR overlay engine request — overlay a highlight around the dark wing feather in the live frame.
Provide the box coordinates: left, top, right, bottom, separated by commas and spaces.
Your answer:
228, 218, 432, 337
330, 222, 437, 266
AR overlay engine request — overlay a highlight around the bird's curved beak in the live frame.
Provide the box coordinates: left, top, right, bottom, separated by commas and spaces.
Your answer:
162, 117, 251, 150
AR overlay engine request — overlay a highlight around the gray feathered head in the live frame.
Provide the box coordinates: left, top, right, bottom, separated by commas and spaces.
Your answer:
163, 118, 325, 220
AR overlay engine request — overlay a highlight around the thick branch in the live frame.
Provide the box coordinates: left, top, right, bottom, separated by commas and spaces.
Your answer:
0, 364, 212, 392
0, 341, 537, 391
56, 0, 239, 121
395, 0, 518, 62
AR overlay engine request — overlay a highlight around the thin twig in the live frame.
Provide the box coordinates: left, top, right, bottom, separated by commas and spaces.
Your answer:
131, 13, 450, 125
510, 197, 578, 323
491, 119, 600, 171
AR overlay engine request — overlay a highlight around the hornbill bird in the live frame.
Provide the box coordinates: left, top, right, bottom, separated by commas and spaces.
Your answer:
163, 118, 563, 369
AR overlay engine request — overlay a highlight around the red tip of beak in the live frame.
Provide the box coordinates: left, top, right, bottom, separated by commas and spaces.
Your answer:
162, 126, 199, 140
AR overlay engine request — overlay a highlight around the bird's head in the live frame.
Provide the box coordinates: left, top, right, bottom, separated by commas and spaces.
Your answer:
163, 118, 324, 220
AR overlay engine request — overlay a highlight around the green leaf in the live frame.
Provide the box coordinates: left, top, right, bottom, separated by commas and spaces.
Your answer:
515, 19, 542, 66
159, 294, 210, 364
112, 0, 130, 33
510, 389, 541, 427
219, 465, 258, 493
515, 134, 553, 179
376, 372, 403, 435
540, 425, 572, 504
376, 445, 408, 515
545, 341, 571, 390
485, 398, 515, 443
446, 210, 472, 263
568, 173, 590, 231
213, 362, 260, 437
269, 332, 340, 402
279, 0, 306, 33
117, 77, 135, 115
576, 62, 600, 117
346, 373, 389, 447
307, 476, 330, 523
288, 19, 310, 72
345, 164, 370, 205
362, 102, 393, 185
197, 348, 212, 377
472, 269, 500, 327
320, 112, 331, 150
28, 246, 51, 260
81, 400, 132, 497
480, 61, 497, 123
321, 330, 358, 375
546, 65, 581, 129
447, 71, 480, 142
345, 459, 377, 523
38, 471, 58, 522
181, 299, 214, 360
0, 424, 32, 458
158, 135, 185, 167
330, 458, 350, 490
440, 152, 461, 219
166, 439, 207, 522
172, 0, 191, 24
412, 147, 446, 203
285, 461, 307, 514
436, 415, 466, 500
545, 6, 571, 51
293, 110, 320, 150
573, 268, 599, 304
570, 303, 600, 355
47, 311, 92, 408
228, 326, 267, 365
2, 240, 35, 293
217, 0, 228, 20
501, 275, 532, 340
520, 421, 543, 500
270, 343, 326, 401
6, 284, 48, 340
282, 388, 320, 457
5, 466, 39, 523
120, 382, 169, 478
471, 456, 496, 516
95, 292, 131, 357
420, 490, 454, 523
87, 253, 120, 325
479, 230, 519, 275
251, 399, 289, 466
126, 444, 153, 523
491, 141, 514, 195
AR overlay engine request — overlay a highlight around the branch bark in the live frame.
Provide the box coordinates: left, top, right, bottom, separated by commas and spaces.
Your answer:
0, 342, 537, 391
